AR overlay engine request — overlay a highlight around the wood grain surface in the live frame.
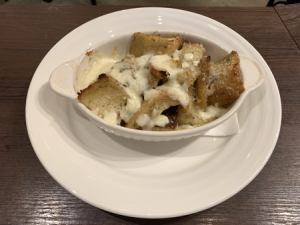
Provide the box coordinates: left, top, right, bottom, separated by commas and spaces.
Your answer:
276, 4, 300, 50
0, 4, 300, 225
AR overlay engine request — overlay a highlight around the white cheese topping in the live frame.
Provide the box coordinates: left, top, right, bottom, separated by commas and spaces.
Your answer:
75, 56, 116, 92
157, 80, 190, 107
150, 54, 182, 78
148, 54, 190, 107
144, 81, 190, 107
109, 56, 150, 122
135, 54, 152, 68
153, 115, 169, 127
198, 106, 227, 121
183, 53, 194, 61
102, 111, 119, 125
76, 46, 229, 130
136, 113, 169, 129
136, 114, 151, 127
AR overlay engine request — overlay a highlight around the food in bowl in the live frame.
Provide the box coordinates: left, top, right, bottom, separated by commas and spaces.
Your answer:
76, 32, 244, 131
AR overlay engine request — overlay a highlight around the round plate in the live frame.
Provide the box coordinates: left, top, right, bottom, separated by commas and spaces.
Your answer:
26, 8, 281, 218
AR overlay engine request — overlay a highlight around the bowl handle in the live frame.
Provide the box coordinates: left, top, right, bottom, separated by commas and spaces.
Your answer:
240, 56, 264, 92
49, 60, 78, 100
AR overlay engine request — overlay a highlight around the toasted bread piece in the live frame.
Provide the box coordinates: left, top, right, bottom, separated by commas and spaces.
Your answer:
78, 74, 128, 117
126, 92, 179, 129
175, 42, 205, 89
175, 57, 209, 124
180, 42, 206, 64
174, 52, 244, 126
195, 56, 211, 110
177, 103, 206, 126
207, 51, 244, 107
130, 32, 183, 57
176, 70, 196, 87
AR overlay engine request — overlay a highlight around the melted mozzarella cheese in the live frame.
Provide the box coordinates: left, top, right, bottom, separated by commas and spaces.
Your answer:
150, 54, 182, 78
183, 53, 194, 61
109, 55, 150, 122
76, 47, 228, 130
103, 111, 119, 125
136, 113, 169, 129
75, 55, 116, 92
157, 80, 190, 107
198, 106, 227, 121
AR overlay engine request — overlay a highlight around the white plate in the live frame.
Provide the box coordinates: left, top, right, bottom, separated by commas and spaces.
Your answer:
26, 8, 281, 218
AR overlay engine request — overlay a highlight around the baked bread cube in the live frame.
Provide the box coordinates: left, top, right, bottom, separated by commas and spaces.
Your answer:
195, 56, 211, 110
178, 52, 244, 126
178, 42, 206, 64
130, 32, 183, 57
207, 51, 244, 107
78, 74, 128, 118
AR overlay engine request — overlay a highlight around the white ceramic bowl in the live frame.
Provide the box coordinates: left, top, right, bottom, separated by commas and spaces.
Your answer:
49, 20, 263, 142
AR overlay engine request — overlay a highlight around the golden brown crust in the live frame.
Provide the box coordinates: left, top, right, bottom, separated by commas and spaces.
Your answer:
207, 51, 244, 107
195, 56, 211, 110
129, 32, 183, 57
85, 50, 94, 56
177, 51, 244, 126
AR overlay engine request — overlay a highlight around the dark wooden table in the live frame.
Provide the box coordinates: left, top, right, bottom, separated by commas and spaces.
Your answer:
1, 3, 300, 225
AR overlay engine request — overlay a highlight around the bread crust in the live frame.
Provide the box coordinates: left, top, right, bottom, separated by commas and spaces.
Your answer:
78, 74, 128, 117
207, 51, 244, 107
130, 32, 183, 57
195, 56, 210, 110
